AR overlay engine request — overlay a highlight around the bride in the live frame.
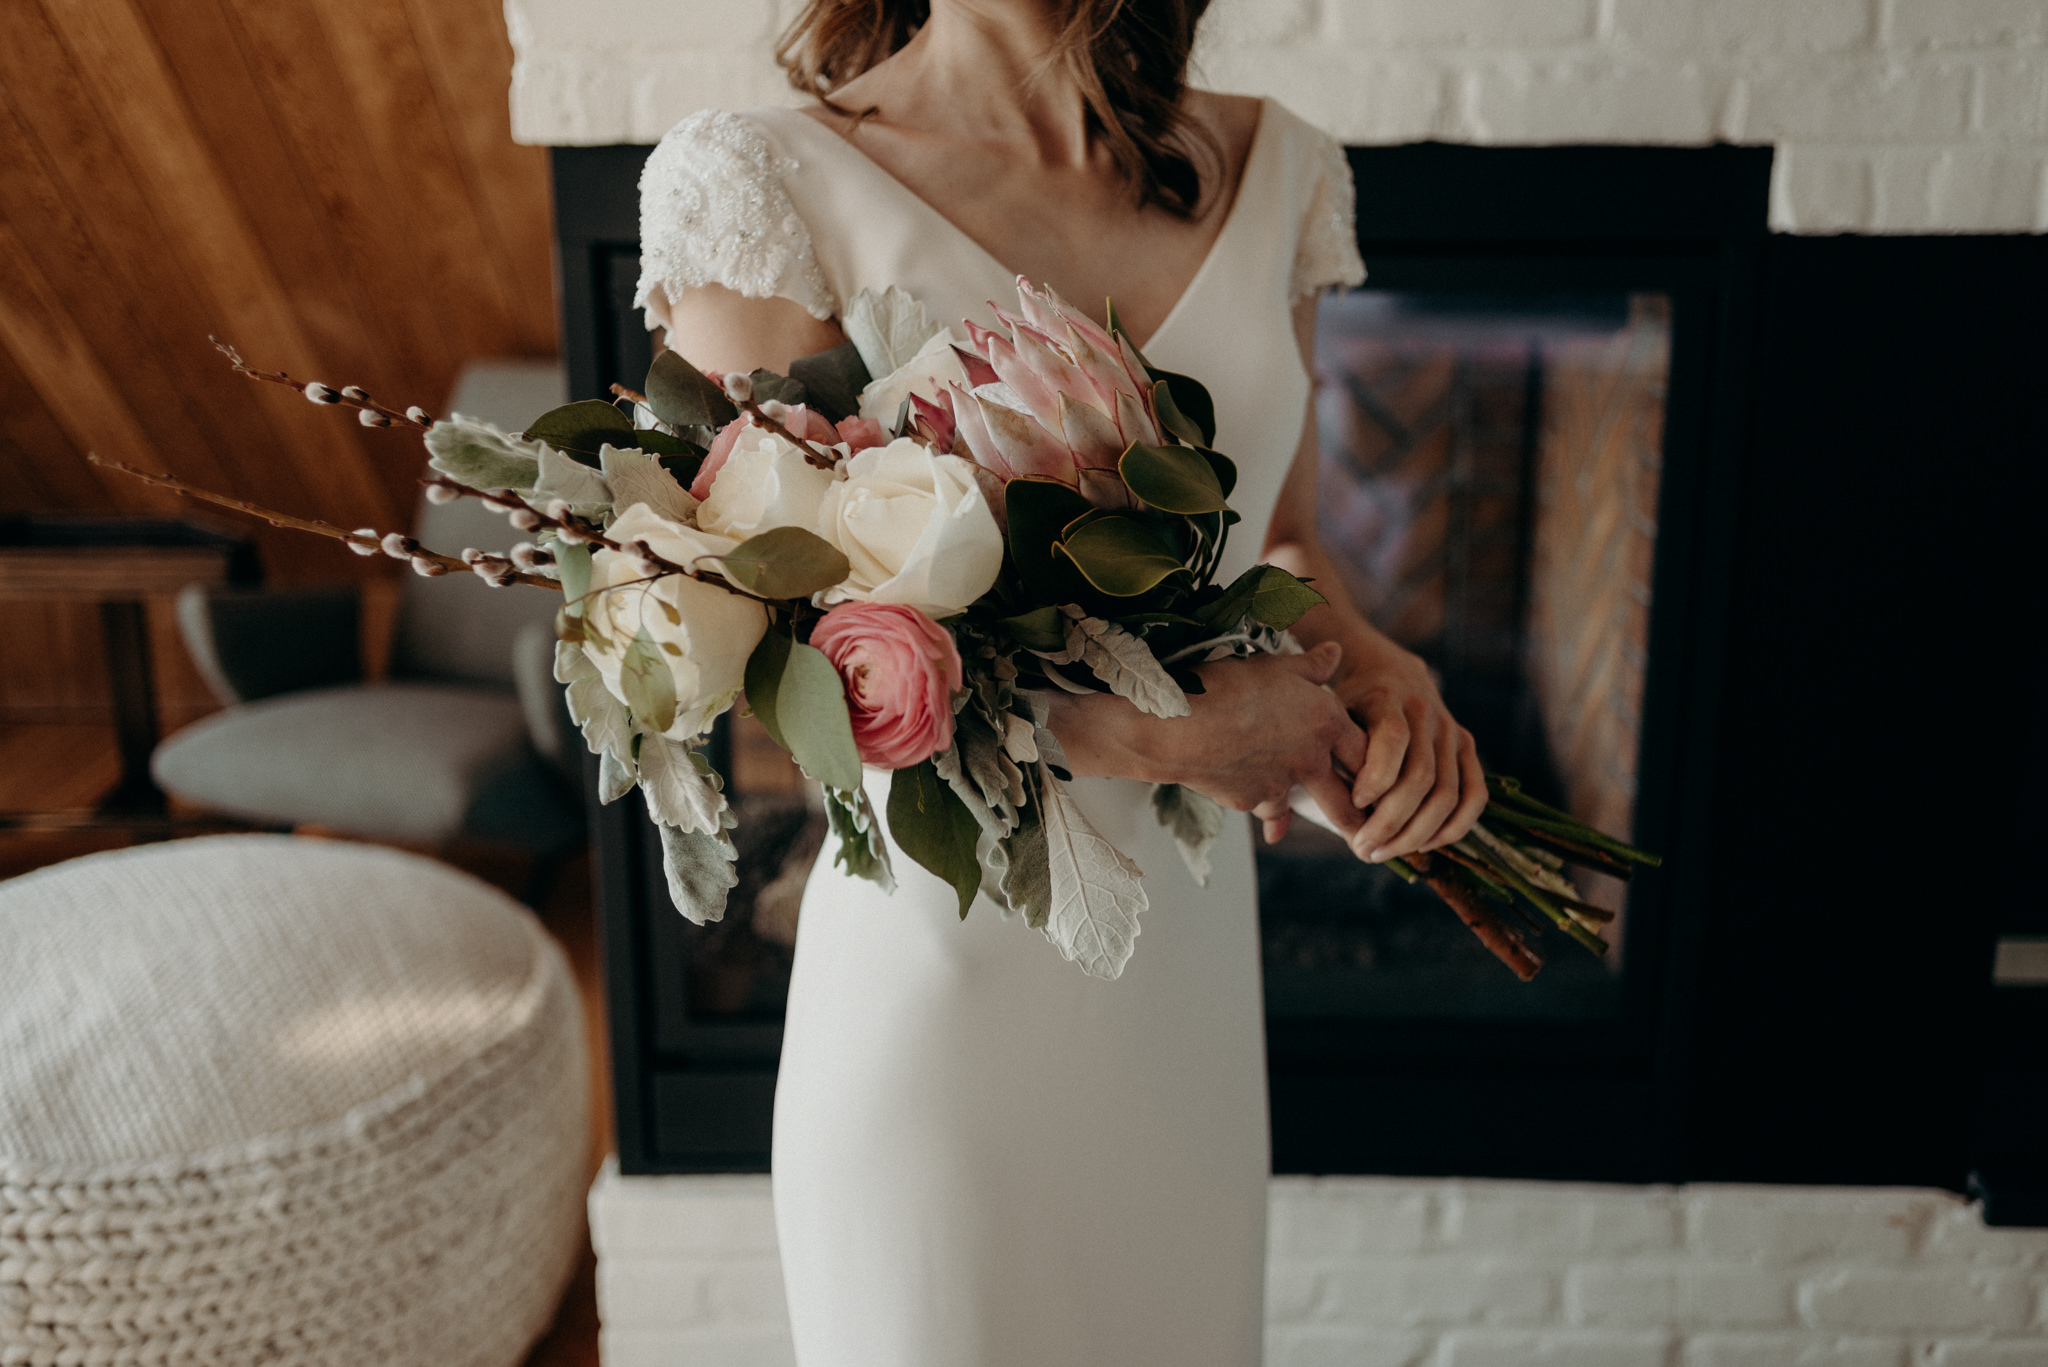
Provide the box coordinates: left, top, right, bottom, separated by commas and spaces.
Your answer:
636, 0, 1485, 1361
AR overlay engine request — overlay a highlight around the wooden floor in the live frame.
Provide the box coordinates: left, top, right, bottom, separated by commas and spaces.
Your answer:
0, 720, 607, 1367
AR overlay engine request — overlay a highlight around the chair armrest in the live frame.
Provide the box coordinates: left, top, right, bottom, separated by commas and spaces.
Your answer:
176, 583, 362, 705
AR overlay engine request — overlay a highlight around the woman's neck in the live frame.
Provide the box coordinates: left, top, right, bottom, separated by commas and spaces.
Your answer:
840, 1, 1097, 170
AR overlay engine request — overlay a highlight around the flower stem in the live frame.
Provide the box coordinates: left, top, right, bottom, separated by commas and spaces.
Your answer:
1409, 853, 1544, 981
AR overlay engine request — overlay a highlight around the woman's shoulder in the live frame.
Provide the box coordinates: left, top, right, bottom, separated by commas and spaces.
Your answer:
641, 107, 805, 187
636, 107, 837, 327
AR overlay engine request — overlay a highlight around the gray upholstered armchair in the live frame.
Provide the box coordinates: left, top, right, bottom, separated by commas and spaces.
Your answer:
151, 362, 583, 871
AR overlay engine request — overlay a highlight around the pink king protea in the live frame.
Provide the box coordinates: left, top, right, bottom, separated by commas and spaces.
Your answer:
933, 277, 1164, 511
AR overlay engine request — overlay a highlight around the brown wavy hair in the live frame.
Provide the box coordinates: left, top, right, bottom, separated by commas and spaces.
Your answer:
776, 0, 1219, 220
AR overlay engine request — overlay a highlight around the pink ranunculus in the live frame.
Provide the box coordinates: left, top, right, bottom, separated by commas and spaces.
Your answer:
691, 404, 842, 500
809, 602, 964, 770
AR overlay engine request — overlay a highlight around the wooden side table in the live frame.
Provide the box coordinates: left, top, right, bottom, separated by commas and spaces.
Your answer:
0, 515, 258, 822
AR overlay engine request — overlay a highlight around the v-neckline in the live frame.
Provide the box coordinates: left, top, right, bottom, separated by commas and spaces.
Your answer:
772, 98, 1271, 353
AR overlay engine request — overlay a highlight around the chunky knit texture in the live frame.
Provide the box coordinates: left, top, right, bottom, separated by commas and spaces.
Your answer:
0, 835, 588, 1367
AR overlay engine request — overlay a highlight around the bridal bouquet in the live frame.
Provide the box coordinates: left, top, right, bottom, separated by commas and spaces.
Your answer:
106, 279, 1655, 982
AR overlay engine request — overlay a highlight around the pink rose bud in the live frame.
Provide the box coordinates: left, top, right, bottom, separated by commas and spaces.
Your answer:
810, 603, 964, 771
835, 414, 888, 454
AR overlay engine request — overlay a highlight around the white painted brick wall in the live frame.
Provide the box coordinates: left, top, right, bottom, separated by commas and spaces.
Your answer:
590, 1163, 2048, 1367
504, 0, 2048, 233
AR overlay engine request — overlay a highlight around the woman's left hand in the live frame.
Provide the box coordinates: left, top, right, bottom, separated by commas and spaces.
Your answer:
1266, 291, 1488, 865
1330, 639, 1488, 864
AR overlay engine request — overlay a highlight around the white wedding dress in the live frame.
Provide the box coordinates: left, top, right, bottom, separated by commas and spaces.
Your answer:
637, 98, 1364, 1367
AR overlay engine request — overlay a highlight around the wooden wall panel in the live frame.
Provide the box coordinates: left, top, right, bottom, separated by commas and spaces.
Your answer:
0, 0, 555, 720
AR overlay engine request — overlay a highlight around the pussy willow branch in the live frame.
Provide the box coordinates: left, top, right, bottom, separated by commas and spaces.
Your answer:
212, 337, 433, 430
422, 474, 776, 604
612, 380, 839, 470
88, 455, 556, 588
738, 396, 841, 470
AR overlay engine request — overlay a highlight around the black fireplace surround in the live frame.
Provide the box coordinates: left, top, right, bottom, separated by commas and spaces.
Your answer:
552, 140, 2045, 1217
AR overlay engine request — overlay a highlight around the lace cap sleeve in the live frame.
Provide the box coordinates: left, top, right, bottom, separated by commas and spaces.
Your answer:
635, 110, 837, 331
1291, 129, 1367, 303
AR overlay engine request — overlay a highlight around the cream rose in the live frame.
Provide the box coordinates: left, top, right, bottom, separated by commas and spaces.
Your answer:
584, 504, 769, 740
815, 437, 1003, 618
695, 423, 839, 542
858, 329, 969, 425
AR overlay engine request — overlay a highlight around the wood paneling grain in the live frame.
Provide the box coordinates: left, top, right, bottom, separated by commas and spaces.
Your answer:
0, 0, 555, 720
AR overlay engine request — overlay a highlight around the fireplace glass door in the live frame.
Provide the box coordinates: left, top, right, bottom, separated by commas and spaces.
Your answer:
1258, 287, 1673, 1024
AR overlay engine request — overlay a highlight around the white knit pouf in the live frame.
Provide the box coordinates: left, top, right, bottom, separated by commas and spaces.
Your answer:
0, 835, 588, 1367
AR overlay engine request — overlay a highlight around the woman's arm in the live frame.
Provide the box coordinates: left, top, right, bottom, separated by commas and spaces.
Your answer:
1262, 297, 1488, 862
656, 282, 847, 376
1043, 642, 1369, 844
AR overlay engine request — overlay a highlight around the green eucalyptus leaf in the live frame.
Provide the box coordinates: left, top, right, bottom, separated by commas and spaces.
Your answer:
743, 626, 793, 751
1150, 369, 1216, 448
522, 399, 633, 462
1001, 605, 1068, 652
646, 350, 738, 428
747, 369, 806, 407
887, 760, 984, 918
1119, 443, 1229, 515
631, 429, 703, 457
555, 540, 591, 603
1003, 478, 1096, 602
1151, 379, 1204, 448
787, 340, 871, 424
1197, 446, 1237, 498
780, 641, 863, 791
711, 526, 851, 600
1245, 565, 1326, 631
620, 627, 678, 734
1052, 515, 1188, 598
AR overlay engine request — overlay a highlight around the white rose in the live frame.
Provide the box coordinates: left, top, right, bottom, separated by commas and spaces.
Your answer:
858, 329, 968, 424
815, 437, 1003, 618
696, 424, 839, 542
584, 504, 769, 740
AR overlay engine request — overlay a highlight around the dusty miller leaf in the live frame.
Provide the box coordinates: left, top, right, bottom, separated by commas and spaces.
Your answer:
424, 415, 543, 492
997, 798, 1052, 929
824, 786, 895, 891
1038, 763, 1147, 979
1069, 617, 1189, 719
535, 444, 613, 518
933, 726, 1016, 842
1151, 782, 1223, 887
843, 285, 944, 379
656, 819, 738, 925
554, 640, 633, 774
637, 731, 728, 836
599, 442, 697, 524
598, 749, 637, 804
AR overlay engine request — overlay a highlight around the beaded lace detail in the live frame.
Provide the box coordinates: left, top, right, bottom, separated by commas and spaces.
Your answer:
635, 110, 837, 329
1291, 130, 1367, 303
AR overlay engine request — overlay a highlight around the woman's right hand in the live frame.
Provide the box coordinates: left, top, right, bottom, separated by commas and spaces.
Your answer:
1044, 641, 1368, 845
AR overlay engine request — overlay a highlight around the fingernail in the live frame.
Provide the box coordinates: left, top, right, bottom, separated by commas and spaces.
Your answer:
1366, 847, 1389, 863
